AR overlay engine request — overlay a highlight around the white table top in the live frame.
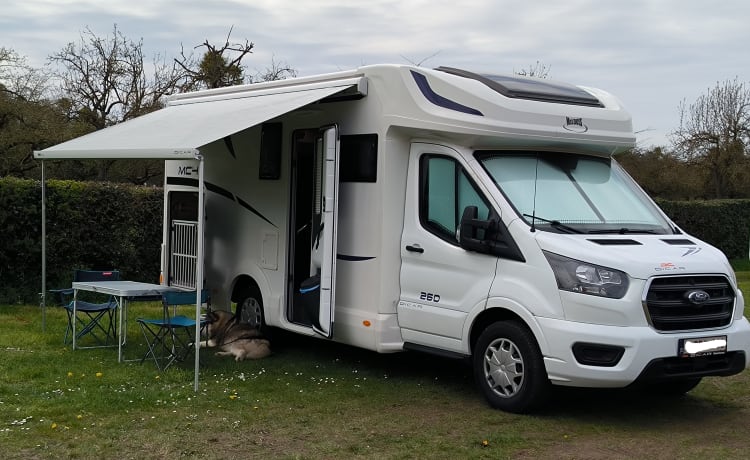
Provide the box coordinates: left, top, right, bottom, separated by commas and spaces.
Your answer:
72, 280, 181, 297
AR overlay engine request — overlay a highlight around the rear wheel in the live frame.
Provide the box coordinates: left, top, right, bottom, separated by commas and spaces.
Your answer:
473, 321, 550, 413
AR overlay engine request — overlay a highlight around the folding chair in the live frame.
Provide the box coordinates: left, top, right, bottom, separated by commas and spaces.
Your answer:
50, 270, 120, 348
137, 290, 209, 371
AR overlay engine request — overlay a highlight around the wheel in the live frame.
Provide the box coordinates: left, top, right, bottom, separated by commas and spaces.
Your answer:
473, 321, 550, 413
235, 287, 265, 330
647, 377, 702, 397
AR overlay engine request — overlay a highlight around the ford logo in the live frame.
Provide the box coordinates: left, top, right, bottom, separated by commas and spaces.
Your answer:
686, 290, 710, 304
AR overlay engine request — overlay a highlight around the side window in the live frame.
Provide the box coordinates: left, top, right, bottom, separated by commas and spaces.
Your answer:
420, 155, 490, 243
340, 134, 377, 182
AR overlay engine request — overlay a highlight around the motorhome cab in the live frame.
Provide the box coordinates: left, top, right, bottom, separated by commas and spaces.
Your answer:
41, 64, 750, 413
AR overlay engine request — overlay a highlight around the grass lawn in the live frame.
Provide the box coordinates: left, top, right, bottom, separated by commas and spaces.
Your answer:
1, 265, 749, 459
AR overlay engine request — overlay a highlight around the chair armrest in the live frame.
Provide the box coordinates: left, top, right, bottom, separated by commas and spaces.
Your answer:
49, 288, 74, 306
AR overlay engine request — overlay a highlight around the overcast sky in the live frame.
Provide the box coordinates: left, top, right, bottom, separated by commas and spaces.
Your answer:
2, 0, 749, 148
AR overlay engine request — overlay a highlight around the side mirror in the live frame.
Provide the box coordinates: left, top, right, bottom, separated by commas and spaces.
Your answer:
459, 206, 525, 262
459, 206, 492, 253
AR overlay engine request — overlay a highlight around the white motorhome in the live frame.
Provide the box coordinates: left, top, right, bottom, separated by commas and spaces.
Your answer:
43, 64, 750, 412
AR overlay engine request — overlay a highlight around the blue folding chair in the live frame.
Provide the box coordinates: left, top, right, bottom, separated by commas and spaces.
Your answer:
137, 290, 209, 371
50, 270, 120, 348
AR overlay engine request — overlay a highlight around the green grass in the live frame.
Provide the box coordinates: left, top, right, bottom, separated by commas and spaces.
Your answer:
2, 267, 750, 459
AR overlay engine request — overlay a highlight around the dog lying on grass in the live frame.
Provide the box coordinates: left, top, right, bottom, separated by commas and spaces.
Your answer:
200, 310, 271, 361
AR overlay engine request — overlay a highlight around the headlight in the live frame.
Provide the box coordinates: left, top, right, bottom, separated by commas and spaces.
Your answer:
543, 251, 629, 299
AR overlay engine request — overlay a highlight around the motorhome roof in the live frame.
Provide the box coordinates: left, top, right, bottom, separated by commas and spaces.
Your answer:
435, 67, 605, 108
35, 63, 635, 161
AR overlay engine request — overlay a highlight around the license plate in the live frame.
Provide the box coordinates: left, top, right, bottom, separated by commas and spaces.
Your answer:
678, 336, 727, 357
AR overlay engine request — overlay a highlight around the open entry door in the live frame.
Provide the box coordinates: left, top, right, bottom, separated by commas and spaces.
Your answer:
310, 125, 340, 338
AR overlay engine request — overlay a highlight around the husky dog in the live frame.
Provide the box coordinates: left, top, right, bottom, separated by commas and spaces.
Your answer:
200, 310, 271, 361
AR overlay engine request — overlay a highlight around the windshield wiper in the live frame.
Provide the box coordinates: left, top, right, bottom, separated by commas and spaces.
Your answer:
522, 214, 584, 234
587, 228, 659, 235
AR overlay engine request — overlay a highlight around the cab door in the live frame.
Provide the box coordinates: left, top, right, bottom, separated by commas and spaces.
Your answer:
309, 125, 340, 338
398, 143, 498, 350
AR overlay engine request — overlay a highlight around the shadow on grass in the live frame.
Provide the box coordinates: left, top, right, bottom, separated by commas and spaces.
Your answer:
203, 327, 747, 425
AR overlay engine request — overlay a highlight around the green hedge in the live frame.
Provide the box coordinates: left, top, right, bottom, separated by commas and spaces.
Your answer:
0, 178, 163, 304
2, 178, 749, 304
657, 199, 750, 260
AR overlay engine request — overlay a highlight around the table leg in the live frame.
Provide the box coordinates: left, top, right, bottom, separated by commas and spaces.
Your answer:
118, 295, 124, 362
72, 289, 78, 350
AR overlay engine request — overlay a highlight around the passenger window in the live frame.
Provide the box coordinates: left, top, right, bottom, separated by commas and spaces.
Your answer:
420, 155, 490, 243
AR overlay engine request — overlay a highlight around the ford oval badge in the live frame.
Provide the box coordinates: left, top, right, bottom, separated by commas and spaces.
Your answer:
686, 290, 710, 305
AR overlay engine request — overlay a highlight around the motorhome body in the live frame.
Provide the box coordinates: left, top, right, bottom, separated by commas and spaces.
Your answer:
39, 64, 750, 413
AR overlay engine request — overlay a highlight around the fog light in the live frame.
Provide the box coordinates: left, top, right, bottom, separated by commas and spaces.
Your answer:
572, 342, 625, 367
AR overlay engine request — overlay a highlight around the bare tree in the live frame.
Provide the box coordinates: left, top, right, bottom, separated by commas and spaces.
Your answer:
47, 25, 188, 182
249, 55, 297, 83
1, 47, 48, 100
514, 60, 551, 79
175, 27, 255, 89
671, 78, 750, 198
49, 25, 186, 129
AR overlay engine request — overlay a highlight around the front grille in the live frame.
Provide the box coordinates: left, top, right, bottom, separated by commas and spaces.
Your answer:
644, 275, 735, 331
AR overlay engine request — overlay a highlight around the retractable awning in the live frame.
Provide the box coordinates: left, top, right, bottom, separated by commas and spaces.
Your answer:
34, 75, 363, 392
34, 77, 363, 160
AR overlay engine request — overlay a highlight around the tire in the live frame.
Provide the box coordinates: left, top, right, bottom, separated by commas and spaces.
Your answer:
473, 321, 550, 413
235, 287, 265, 331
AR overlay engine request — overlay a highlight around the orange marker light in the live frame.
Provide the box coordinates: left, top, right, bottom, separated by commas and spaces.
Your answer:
362, 320, 371, 327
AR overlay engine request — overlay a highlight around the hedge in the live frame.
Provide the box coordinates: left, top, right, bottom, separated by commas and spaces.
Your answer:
1, 178, 749, 304
0, 178, 162, 304
657, 199, 750, 260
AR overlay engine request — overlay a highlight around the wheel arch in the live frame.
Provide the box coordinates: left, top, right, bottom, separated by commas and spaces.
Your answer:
230, 274, 263, 304
468, 302, 549, 358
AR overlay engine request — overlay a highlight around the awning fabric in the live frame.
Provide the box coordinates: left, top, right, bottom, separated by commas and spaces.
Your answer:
34, 79, 359, 160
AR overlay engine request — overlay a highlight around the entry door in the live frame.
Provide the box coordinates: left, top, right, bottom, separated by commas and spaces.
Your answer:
310, 125, 340, 338
398, 144, 498, 349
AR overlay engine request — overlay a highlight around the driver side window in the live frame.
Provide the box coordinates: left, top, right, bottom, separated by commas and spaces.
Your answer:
420, 155, 490, 243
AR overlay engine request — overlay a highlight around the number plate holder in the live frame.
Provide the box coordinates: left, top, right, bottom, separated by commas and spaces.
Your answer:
678, 336, 727, 358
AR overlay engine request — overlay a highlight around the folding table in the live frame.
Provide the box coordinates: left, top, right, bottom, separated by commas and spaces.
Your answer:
72, 281, 181, 362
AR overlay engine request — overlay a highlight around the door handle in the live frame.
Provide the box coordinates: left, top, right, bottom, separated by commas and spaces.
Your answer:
405, 244, 424, 253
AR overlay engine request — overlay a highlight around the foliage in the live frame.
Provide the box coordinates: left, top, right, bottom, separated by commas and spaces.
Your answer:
0, 178, 162, 304
175, 27, 255, 90
671, 78, 750, 198
2, 28, 298, 186
0, 49, 78, 178
617, 144, 750, 200
174, 28, 297, 90
658, 198, 750, 259
3, 175, 750, 302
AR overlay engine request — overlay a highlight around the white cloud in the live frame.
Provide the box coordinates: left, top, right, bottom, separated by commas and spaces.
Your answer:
2, 0, 749, 147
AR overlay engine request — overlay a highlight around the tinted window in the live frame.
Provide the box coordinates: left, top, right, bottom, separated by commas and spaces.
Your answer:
340, 134, 377, 182
420, 155, 489, 243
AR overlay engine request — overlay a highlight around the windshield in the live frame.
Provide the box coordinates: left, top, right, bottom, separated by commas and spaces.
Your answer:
477, 151, 675, 234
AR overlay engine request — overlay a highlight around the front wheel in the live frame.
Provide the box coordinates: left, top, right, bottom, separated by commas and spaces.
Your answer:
236, 288, 265, 332
473, 321, 550, 413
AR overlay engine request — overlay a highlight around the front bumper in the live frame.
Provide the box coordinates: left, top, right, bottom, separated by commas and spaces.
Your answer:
537, 315, 750, 388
